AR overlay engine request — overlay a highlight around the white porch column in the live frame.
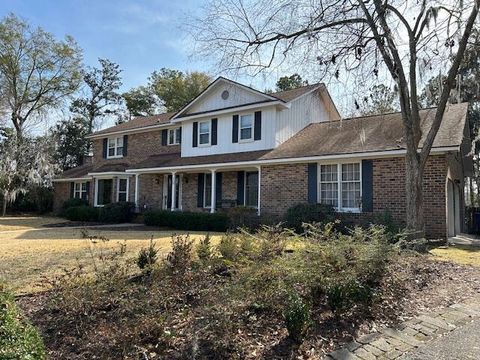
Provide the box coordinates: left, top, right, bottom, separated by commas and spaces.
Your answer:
171, 172, 176, 211
179, 174, 183, 211
210, 169, 216, 213
134, 174, 139, 210
257, 166, 261, 216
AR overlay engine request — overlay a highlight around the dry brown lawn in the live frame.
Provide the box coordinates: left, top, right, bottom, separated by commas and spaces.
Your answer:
430, 245, 480, 267
0, 215, 221, 294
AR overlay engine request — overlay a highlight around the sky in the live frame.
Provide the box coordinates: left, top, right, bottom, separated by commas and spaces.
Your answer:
0, 0, 215, 92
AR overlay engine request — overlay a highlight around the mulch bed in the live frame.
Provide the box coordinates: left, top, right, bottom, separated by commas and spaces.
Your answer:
17, 255, 480, 359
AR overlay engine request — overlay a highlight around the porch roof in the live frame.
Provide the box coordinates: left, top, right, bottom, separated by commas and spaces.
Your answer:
53, 163, 94, 181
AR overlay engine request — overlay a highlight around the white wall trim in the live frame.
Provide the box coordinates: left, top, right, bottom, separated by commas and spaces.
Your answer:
126, 146, 459, 174
87, 123, 172, 139
53, 177, 93, 182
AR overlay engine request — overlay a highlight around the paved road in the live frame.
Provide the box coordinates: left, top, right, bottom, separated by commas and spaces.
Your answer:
400, 319, 480, 360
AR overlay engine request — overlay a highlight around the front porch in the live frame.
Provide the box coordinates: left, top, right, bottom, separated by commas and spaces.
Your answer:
131, 166, 262, 215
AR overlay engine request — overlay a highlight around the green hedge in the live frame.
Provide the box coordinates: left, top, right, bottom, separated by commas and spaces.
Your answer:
64, 206, 99, 222
144, 210, 229, 232
284, 203, 335, 233
0, 290, 46, 359
63, 202, 135, 223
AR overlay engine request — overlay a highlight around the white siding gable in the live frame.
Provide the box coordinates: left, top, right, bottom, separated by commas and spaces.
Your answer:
275, 89, 333, 145
186, 81, 271, 115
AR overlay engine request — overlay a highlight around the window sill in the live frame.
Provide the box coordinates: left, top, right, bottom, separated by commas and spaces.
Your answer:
336, 208, 361, 214
198, 143, 211, 148
239, 138, 254, 143
106, 155, 124, 159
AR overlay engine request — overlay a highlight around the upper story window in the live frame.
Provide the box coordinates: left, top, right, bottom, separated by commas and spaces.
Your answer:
107, 136, 124, 158
239, 114, 253, 141
168, 128, 182, 145
74, 181, 87, 200
199, 121, 211, 146
318, 162, 361, 212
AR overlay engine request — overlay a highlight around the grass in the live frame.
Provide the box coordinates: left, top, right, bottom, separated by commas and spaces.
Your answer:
430, 245, 480, 267
0, 215, 221, 294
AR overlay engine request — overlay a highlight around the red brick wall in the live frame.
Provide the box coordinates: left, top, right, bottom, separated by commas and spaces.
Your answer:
258, 156, 449, 239
53, 180, 94, 213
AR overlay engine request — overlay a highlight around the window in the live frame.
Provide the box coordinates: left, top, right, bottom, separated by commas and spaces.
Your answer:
96, 179, 113, 206
341, 163, 361, 209
74, 181, 87, 200
204, 173, 212, 208
117, 178, 128, 202
319, 164, 338, 207
168, 128, 181, 145
245, 171, 259, 207
239, 114, 253, 141
319, 162, 361, 211
107, 137, 123, 158
199, 121, 210, 145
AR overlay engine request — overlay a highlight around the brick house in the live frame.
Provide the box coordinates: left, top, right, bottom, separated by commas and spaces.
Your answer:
53, 77, 472, 239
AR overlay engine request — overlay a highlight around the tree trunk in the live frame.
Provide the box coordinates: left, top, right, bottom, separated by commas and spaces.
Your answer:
1, 194, 7, 217
469, 177, 475, 207
405, 151, 425, 236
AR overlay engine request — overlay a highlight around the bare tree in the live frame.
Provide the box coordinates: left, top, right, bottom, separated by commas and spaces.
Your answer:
0, 14, 82, 138
192, 0, 479, 233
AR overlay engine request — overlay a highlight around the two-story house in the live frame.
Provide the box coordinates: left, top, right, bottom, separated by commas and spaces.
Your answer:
53, 77, 472, 239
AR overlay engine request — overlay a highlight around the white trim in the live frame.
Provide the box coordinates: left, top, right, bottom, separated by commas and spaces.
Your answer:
116, 177, 129, 202
88, 172, 133, 177
73, 181, 88, 200
134, 174, 139, 208
198, 120, 211, 146
53, 177, 92, 182
239, 113, 254, 142
106, 136, 124, 159
87, 123, 172, 139
168, 127, 182, 145
126, 147, 459, 174
171, 101, 287, 123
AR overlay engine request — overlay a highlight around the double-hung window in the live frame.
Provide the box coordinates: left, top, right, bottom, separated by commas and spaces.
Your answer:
198, 121, 210, 145
168, 128, 181, 145
203, 173, 212, 208
107, 136, 124, 158
319, 162, 361, 212
117, 178, 128, 202
74, 182, 87, 200
245, 171, 259, 207
239, 114, 253, 141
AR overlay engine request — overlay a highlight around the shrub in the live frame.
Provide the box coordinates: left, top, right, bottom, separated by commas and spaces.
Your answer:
61, 197, 89, 213
223, 206, 259, 230
137, 237, 158, 271
0, 290, 46, 359
64, 206, 99, 222
283, 292, 312, 342
98, 202, 135, 223
325, 279, 373, 314
144, 210, 229, 232
196, 234, 213, 263
217, 235, 240, 261
284, 203, 335, 233
165, 234, 194, 272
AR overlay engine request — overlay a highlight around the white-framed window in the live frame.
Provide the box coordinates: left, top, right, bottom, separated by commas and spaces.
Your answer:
74, 181, 88, 200
198, 121, 211, 146
107, 136, 124, 158
117, 177, 129, 202
244, 171, 259, 207
239, 114, 253, 141
168, 127, 181, 145
204, 173, 212, 208
318, 162, 361, 212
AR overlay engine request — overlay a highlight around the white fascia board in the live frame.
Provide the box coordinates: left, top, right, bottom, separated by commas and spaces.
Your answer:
87, 123, 173, 139
170, 101, 289, 123
126, 146, 459, 174
88, 172, 133, 177
52, 177, 93, 182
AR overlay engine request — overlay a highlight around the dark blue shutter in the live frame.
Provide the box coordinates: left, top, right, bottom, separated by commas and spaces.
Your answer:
215, 172, 222, 208
197, 173, 204, 207
193, 122, 198, 147
254, 111, 262, 140
362, 160, 373, 212
102, 138, 108, 158
161, 129, 168, 146
307, 163, 318, 204
70, 182, 75, 198
86, 181, 90, 201
211, 118, 218, 145
123, 135, 128, 156
237, 171, 245, 205
232, 115, 239, 143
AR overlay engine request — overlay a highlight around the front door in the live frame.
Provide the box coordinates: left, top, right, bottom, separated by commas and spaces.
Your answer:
163, 175, 180, 210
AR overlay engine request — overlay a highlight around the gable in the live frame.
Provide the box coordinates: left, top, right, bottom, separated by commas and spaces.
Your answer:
175, 78, 278, 118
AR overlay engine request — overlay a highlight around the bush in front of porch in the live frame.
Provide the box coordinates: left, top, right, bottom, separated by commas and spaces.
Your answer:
144, 210, 229, 232
62, 201, 135, 224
